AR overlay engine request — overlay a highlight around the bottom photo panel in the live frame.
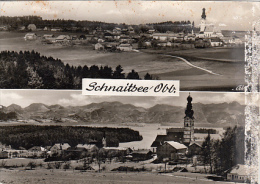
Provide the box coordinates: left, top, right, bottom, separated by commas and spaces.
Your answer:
0, 90, 257, 184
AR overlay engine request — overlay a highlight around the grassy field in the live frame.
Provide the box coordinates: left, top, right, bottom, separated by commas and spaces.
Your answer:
0, 169, 236, 184
0, 158, 234, 184
0, 31, 245, 91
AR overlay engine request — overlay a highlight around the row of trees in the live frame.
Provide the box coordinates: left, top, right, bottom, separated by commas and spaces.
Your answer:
201, 126, 245, 175
0, 125, 143, 149
0, 50, 154, 89
0, 15, 197, 33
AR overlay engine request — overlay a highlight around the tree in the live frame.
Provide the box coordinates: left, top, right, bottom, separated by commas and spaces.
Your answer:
126, 70, 140, 79
201, 132, 213, 173
144, 73, 152, 80
211, 126, 245, 174
113, 65, 125, 79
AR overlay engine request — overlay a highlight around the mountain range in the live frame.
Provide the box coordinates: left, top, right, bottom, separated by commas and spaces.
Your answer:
2, 101, 245, 127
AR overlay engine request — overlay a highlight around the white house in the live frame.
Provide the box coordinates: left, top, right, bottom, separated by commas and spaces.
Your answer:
117, 44, 132, 51
55, 35, 71, 42
24, 33, 37, 40
226, 164, 249, 183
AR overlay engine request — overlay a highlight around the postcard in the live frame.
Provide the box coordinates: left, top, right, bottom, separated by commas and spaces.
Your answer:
0, 1, 259, 184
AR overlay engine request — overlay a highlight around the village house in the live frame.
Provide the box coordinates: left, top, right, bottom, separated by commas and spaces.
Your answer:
120, 35, 131, 43
113, 27, 121, 34
210, 37, 223, 47
28, 146, 47, 157
55, 35, 71, 42
151, 128, 184, 153
226, 164, 250, 183
157, 141, 187, 161
51, 28, 62, 32
103, 147, 132, 156
76, 144, 98, 152
24, 33, 37, 40
50, 143, 70, 156
95, 43, 105, 50
152, 33, 168, 41
42, 34, 55, 40
117, 44, 132, 51
131, 149, 153, 161
187, 142, 202, 156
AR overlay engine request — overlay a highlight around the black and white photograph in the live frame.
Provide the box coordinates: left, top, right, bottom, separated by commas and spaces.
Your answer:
0, 90, 257, 183
0, 1, 259, 184
0, 1, 259, 91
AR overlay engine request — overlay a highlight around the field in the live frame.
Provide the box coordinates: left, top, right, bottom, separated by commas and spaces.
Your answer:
0, 158, 234, 184
0, 169, 236, 184
0, 31, 245, 90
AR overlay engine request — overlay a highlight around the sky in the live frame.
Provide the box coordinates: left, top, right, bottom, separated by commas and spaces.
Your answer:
0, 90, 248, 108
0, 1, 260, 31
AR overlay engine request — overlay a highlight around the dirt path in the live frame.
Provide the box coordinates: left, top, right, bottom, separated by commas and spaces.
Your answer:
163, 54, 221, 76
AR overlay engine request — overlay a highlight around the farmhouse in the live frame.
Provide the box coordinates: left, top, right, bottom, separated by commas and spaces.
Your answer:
152, 33, 168, 41
226, 164, 249, 183
55, 35, 71, 42
157, 141, 187, 160
95, 43, 105, 50
117, 44, 132, 51
131, 149, 153, 161
50, 143, 70, 156
76, 144, 98, 152
42, 34, 54, 39
187, 141, 202, 156
24, 33, 37, 40
210, 37, 223, 47
28, 146, 47, 157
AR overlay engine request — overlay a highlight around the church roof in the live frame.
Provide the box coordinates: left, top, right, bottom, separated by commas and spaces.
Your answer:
205, 26, 214, 33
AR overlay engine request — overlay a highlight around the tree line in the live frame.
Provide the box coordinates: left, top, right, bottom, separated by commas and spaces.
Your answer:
0, 15, 197, 34
201, 126, 245, 175
0, 125, 143, 149
0, 50, 154, 89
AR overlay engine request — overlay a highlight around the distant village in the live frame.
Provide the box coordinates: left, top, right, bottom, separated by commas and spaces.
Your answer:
1, 8, 244, 52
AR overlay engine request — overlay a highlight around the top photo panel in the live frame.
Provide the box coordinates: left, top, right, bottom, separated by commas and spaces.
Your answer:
0, 1, 259, 91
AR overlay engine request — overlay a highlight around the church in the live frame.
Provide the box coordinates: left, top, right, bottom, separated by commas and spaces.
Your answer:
151, 94, 201, 160
198, 8, 223, 39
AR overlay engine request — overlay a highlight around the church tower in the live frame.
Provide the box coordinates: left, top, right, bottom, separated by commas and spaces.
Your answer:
183, 93, 195, 145
200, 8, 206, 32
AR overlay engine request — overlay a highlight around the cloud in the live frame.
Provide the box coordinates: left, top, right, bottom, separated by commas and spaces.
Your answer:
1, 92, 23, 100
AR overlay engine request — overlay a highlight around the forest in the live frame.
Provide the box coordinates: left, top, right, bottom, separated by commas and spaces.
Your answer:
0, 125, 143, 149
0, 111, 17, 121
0, 50, 154, 89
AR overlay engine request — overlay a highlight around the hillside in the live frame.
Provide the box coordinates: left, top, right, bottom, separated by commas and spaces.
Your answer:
1, 101, 245, 127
